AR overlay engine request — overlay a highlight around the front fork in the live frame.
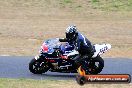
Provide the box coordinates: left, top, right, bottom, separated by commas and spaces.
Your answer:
34, 55, 40, 60
34, 54, 45, 60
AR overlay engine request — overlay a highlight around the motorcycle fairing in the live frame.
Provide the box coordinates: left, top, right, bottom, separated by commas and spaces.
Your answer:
92, 44, 111, 58
41, 38, 75, 56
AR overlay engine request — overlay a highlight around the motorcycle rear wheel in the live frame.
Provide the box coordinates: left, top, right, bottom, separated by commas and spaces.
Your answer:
88, 56, 104, 74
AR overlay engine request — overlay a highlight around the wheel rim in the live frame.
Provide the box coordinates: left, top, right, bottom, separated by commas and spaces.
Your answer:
88, 61, 101, 73
32, 61, 49, 73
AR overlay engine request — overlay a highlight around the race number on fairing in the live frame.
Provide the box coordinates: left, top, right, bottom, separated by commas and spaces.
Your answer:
99, 46, 108, 53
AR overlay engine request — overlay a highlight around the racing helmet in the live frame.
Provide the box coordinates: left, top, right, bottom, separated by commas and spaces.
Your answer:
65, 25, 78, 41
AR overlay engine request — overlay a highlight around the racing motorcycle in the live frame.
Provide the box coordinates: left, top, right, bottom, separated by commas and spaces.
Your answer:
29, 38, 111, 74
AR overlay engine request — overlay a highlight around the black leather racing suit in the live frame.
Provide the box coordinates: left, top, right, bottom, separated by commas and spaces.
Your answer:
59, 32, 94, 74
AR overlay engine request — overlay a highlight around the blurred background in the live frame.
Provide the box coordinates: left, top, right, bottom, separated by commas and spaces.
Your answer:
0, 0, 132, 58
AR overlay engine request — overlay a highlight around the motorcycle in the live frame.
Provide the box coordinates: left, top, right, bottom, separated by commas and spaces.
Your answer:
29, 38, 111, 74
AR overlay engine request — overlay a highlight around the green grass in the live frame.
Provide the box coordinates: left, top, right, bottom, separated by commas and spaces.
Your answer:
91, 0, 132, 11
0, 0, 132, 11
0, 78, 131, 88
0, 78, 73, 88
92, 0, 99, 3
63, 0, 72, 4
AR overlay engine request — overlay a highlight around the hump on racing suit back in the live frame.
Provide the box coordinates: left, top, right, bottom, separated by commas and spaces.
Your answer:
76, 32, 94, 55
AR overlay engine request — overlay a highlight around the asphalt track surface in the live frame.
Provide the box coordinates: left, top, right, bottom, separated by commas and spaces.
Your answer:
0, 56, 132, 80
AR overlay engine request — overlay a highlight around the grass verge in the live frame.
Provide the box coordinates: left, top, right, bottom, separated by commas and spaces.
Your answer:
0, 78, 131, 88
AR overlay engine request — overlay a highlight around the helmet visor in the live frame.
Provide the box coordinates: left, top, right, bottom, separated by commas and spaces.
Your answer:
66, 32, 76, 40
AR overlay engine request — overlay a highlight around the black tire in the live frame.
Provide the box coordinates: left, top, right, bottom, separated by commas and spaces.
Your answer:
76, 75, 86, 86
88, 56, 104, 74
29, 58, 49, 74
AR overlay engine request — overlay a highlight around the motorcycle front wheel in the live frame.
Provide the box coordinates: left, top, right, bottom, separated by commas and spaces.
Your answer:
29, 58, 49, 74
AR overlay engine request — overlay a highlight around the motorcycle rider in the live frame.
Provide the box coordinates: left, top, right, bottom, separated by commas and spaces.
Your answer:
59, 25, 95, 74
